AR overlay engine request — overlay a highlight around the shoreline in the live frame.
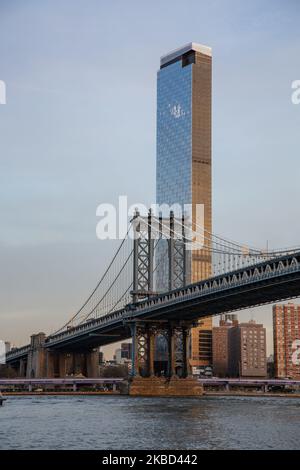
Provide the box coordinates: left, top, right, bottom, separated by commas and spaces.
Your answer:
2, 391, 120, 396
2, 391, 300, 398
204, 391, 300, 398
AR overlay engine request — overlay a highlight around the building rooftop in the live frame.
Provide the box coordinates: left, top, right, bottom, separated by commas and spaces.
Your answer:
160, 42, 212, 67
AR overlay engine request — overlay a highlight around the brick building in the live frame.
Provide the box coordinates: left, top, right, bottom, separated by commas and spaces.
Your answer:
229, 320, 267, 378
212, 314, 238, 377
273, 303, 300, 379
212, 317, 267, 378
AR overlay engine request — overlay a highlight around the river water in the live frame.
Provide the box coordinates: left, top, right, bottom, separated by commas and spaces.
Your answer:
0, 395, 299, 450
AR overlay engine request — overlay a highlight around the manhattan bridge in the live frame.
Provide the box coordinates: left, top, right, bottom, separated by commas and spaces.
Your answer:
5, 210, 300, 393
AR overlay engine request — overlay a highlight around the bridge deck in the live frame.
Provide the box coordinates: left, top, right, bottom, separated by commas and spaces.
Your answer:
6, 251, 300, 358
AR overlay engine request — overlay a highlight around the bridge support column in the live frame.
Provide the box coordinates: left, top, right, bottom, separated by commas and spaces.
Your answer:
182, 326, 192, 378
148, 326, 155, 377
132, 322, 149, 377
19, 358, 27, 378
168, 324, 176, 377
56, 352, 77, 377
86, 349, 99, 378
74, 352, 87, 376
45, 351, 57, 378
26, 333, 47, 378
129, 321, 203, 396
51, 350, 99, 378
58, 353, 67, 377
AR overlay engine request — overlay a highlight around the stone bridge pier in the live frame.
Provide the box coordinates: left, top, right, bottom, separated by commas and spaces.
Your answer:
18, 358, 28, 377
23, 333, 99, 378
129, 321, 203, 396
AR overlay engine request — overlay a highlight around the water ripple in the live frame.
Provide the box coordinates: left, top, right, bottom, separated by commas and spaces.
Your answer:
0, 396, 299, 450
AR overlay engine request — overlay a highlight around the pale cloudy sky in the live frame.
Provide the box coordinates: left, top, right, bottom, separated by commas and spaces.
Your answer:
0, 0, 300, 357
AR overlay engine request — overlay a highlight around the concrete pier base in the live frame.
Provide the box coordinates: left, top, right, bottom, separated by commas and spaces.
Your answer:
129, 376, 203, 397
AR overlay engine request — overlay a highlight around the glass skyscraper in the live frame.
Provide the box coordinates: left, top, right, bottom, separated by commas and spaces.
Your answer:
156, 43, 213, 367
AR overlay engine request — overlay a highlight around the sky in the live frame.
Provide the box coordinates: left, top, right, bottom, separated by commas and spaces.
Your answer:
0, 0, 300, 358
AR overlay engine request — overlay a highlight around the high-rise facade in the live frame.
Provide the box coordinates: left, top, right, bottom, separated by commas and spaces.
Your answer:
121, 343, 132, 361
228, 320, 267, 378
212, 318, 267, 378
212, 315, 238, 377
273, 303, 300, 379
156, 43, 212, 367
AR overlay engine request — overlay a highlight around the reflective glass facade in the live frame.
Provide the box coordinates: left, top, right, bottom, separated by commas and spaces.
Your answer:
156, 60, 193, 292
156, 61, 192, 209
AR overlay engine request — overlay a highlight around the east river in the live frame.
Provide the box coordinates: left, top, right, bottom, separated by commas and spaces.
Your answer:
0, 395, 299, 450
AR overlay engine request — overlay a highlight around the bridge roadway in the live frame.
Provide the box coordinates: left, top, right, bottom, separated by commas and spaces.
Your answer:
6, 250, 300, 362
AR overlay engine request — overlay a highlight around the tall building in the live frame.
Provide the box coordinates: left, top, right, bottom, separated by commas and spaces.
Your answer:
229, 320, 267, 378
121, 342, 132, 361
114, 348, 122, 364
114, 343, 133, 364
273, 303, 300, 379
99, 350, 105, 365
156, 43, 212, 367
212, 315, 238, 377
